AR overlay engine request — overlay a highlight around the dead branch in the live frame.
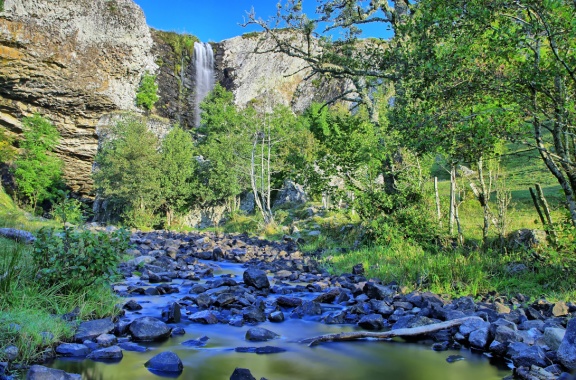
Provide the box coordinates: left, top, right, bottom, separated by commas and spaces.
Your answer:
300, 316, 483, 347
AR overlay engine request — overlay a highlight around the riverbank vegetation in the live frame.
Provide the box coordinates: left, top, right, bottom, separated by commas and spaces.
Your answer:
1, 4, 575, 367
0, 188, 124, 365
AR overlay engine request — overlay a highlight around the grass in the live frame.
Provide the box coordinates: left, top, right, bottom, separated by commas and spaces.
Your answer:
0, 187, 121, 366
321, 239, 576, 301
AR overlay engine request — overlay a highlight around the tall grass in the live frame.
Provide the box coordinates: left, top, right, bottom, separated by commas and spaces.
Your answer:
322, 238, 576, 301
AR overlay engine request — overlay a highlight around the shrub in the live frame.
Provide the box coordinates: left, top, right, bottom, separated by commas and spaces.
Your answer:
51, 191, 87, 225
12, 114, 63, 211
33, 227, 131, 291
136, 73, 159, 111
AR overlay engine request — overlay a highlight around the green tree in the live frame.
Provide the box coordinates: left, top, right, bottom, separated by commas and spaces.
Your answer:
93, 116, 162, 228
13, 114, 63, 211
159, 126, 195, 227
136, 73, 159, 111
397, 0, 576, 226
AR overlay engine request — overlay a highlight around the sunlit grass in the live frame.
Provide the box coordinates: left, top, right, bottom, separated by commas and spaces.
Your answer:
321, 240, 576, 301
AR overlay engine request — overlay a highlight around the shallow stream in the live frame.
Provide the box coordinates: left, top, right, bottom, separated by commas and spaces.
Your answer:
47, 261, 512, 380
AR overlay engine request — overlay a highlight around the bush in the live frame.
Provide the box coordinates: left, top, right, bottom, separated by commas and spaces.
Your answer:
51, 191, 87, 225
136, 73, 159, 110
33, 227, 131, 291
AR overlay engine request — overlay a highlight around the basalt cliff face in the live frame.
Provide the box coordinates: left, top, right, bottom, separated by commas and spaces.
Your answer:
0, 0, 155, 195
214, 34, 347, 113
0, 1, 343, 196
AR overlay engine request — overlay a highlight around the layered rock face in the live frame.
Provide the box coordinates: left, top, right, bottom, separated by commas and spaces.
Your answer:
215, 34, 348, 112
0, 0, 155, 194
0, 1, 345, 197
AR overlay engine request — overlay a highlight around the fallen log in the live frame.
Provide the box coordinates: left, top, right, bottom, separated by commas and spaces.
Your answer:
300, 316, 483, 346
0, 228, 36, 244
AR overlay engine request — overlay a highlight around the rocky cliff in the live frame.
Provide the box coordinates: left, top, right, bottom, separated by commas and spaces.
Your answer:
0, 0, 155, 195
0, 1, 345, 197
215, 33, 348, 113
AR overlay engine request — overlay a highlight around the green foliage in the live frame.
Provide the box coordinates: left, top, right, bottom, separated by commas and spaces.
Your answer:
0, 128, 16, 164
160, 126, 195, 226
0, 238, 26, 295
33, 227, 130, 291
155, 30, 199, 64
93, 115, 162, 229
136, 73, 159, 111
0, 0, 4, 12
51, 192, 87, 225
13, 114, 63, 210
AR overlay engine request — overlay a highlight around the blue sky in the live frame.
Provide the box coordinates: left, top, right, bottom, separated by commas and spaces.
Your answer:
132, 1, 393, 42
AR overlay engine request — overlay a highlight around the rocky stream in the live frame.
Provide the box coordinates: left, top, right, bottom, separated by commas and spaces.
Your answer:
20, 230, 576, 379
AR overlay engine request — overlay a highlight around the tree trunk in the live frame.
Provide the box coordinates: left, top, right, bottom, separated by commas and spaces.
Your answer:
449, 165, 456, 235
300, 317, 483, 346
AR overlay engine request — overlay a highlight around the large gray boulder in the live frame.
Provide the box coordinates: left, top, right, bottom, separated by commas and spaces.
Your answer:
74, 318, 114, 342
243, 268, 270, 289
558, 318, 576, 370
145, 351, 183, 373
129, 317, 171, 341
273, 180, 307, 207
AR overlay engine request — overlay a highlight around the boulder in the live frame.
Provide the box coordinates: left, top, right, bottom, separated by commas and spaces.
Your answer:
189, 310, 219, 324
469, 328, 490, 349
245, 327, 280, 342
276, 296, 302, 308
26, 365, 81, 380
542, 327, 565, 352
123, 299, 143, 311
363, 282, 395, 300
358, 314, 386, 330
74, 318, 114, 342
55, 343, 90, 357
506, 229, 547, 250
273, 180, 307, 207
118, 342, 148, 352
95, 334, 117, 348
511, 346, 548, 368
558, 318, 576, 370
290, 301, 322, 319
243, 268, 270, 289
86, 346, 123, 361
162, 302, 181, 323
145, 351, 183, 373
268, 311, 285, 323
129, 317, 171, 341
182, 336, 210, 347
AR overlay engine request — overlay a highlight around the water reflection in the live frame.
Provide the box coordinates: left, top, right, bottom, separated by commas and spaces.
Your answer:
47, 260, 512, 380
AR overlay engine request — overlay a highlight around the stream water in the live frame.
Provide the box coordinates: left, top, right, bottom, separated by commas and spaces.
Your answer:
47, 261, 512, 380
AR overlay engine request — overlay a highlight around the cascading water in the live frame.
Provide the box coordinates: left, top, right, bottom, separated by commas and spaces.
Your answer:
193, 41, 215, 127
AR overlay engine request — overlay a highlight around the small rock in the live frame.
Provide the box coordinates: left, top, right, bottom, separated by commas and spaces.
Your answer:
86, 346, 123, 361
145, 351, 183, 373
95, 334, 117, 347
182, 336, 210, 347
162, 302, 181, 323
118, 342, 148, 352
268, 311, 285, 323
3, 345, 18, 362
235, 346, 287, 354
551, 302, 569, 317
123, 300, 142, 311
358, 314, 385, 330
245, 328, 280, 342
446, 355, 465, 363
230, 368, 256, 380
189, 310, 219, 324
276, 296, 302, 308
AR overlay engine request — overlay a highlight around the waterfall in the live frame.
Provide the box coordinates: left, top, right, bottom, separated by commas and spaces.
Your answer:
194, 41, 215, 127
